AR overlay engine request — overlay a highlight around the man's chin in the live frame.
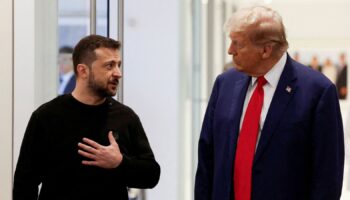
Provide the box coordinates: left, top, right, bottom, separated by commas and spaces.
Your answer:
96, 89, 117, 98
107, 85, 118, 95
104, 90, 116, 97
107, 89, 117, 97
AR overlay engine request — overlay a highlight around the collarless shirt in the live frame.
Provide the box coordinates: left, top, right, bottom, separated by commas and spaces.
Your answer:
239, 53, 287, 148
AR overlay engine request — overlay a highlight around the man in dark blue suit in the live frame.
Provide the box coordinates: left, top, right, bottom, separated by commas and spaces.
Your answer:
195, 6, 344, 200
58, 46, 76, 95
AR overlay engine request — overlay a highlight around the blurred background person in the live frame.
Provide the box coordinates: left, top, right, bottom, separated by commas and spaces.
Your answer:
322, 57, 337, 84
308, 55, 322, 71
58, 46, 76, 95
336, 53, 348, 99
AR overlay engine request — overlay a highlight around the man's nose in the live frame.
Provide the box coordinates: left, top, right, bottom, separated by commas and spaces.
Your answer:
228, 45, 233, 55
113, 67, 122, 78
228, 47, 233, 55
228, 45, 237, 56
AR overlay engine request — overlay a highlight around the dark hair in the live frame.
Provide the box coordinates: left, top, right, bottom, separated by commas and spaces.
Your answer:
59, 46, 74, 54
72, 35, 121, 74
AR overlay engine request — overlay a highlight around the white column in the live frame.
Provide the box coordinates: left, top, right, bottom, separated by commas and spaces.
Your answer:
0, 0, 13, 199
13, 0, 36, 169
13, 0, 57, 169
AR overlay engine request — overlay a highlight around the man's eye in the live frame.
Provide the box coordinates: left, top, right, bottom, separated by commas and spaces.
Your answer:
232, 40, 244, 49
237, 43, 244, 49
106, 64, 113, 68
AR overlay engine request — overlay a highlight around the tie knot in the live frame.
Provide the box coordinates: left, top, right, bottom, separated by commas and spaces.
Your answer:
257, 76, 267, 88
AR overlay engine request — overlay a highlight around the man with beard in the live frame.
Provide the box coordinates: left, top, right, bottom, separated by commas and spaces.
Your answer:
13, 35, 161, 200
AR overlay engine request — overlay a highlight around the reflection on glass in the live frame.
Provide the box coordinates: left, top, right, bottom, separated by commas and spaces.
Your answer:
58, 0, 108, 48
58, 0, 90, 47
96, 0, 108, 36
58, 46, 75, 95
57, 0, 108, 95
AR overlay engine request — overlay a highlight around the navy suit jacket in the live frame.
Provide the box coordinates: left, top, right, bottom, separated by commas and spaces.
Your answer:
63, 75, 76, 94
195, 55, 344, 200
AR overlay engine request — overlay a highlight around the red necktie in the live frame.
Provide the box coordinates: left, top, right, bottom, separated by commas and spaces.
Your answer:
234, 76, 267, 200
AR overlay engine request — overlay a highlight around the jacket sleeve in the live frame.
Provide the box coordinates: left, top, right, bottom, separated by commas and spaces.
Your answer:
117, 115, 161, 189
194, 77, 220, 200
310, 83, 344, 200
13, 112, 46, 200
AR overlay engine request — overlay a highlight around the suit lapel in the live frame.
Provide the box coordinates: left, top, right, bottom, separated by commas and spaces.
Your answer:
254, 56, 298, 164
228, 76, 251, 158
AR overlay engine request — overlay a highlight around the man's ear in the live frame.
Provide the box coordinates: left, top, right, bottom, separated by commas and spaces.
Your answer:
76, 64, 89, 79
261, 44, 273, 59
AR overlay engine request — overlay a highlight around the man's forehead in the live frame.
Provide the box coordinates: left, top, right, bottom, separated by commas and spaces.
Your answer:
230, 31, 246, 40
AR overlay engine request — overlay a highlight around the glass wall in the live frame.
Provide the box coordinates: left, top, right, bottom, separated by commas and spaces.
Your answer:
58, 0, 109, 47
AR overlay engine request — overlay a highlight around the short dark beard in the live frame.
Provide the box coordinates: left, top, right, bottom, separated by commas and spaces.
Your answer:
87, 71, 115, 98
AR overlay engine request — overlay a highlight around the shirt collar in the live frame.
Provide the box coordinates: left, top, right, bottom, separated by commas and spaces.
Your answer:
251, 52, 287, 87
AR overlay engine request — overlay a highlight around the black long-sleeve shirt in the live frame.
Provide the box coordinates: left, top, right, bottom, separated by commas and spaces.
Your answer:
14, 94, 160, 200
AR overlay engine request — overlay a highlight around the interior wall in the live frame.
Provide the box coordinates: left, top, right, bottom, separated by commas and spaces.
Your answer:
123, 0, 181, 199
273, 1, 350, 47
0, 0, 13, 199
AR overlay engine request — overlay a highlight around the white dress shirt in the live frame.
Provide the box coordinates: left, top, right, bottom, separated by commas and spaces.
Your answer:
239, 53, 287, 148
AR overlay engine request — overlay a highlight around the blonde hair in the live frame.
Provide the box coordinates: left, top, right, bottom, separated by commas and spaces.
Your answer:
224, 6, 288, 57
